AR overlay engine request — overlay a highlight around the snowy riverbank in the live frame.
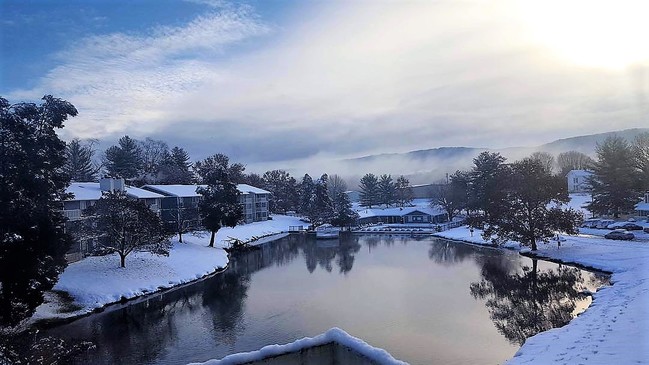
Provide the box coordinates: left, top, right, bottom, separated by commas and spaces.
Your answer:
434, 226, 649, 365
32, 215, 305, 323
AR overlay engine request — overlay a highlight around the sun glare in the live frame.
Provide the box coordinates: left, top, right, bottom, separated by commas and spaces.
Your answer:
517, 0, 649, 70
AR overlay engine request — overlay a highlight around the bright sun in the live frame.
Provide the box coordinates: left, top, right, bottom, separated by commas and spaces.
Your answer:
517, 0, 649, 70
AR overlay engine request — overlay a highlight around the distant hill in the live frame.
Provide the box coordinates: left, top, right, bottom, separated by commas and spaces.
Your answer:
338, 128, 649, 185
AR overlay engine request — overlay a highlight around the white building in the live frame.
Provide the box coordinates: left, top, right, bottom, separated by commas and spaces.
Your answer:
62, 177, 165, 261
566, 170, 593, 193
142, 183, 271, 225
636, 192, 649, 217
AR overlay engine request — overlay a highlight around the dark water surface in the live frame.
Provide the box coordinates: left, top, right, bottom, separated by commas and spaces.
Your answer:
44, 234, 608, 365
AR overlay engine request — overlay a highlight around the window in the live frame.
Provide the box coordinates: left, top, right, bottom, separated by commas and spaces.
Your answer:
573, 178, 579, 184
64, 201, 81, 210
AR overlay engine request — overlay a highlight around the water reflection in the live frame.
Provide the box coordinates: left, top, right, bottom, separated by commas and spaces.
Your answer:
470, 258, 606, 345
39, 236, 608, 365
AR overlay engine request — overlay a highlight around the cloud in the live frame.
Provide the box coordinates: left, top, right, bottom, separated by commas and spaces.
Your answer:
6, 0, 648, 175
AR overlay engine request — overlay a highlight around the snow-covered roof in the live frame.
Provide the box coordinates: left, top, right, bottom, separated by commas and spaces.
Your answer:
66, 183, 102, 201
636, 202, 649, 212
126, 186, 166, 199
143, 184, 270, 197
143, 184, 206, 197
237, 184, 270, 195
357, 205, 445, 219
66, 183, 165, 201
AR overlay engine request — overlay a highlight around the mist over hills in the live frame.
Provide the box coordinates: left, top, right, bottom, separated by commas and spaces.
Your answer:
338, 128, 649, 185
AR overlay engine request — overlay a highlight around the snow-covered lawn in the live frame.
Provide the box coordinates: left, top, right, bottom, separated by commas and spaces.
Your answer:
435, 226, 649, 365
32, 215, 305, 322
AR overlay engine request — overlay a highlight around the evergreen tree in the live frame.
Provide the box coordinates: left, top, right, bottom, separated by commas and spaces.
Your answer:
242, 173, 265, 188
395, 175, 413, 207
63, 138, 100, 182
298, 174, 315, 216
359, 173, 379, 208
331, 192, 359, 227
557, 151, 594, 177
308, 174, 335, 226
483, 158, 581, 251
159, 146, 193, 184
467, 152, 509, 225
263, 170, 298, 213
74, 191, 171, 267
104, 135, 143, 182
587, 136, 641, 217
0, 95, 77, 327
632, 132, 649, 191
378, 174, 396, 207
195, 154, 243, 247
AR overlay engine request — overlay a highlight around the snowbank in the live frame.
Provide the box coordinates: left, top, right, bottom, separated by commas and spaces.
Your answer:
191, 327, 408, 365
434, 226, 649, 365
32, 215, 305, 322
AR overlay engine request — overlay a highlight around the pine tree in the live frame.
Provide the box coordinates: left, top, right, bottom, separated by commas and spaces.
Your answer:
195, 154, 243, 247
263, 170, 298, 213
632, 132, 649, 191
395, 175, 413, 207
63, 138, 99, 182
359, 173, 379, 208
467, 152, 509, 224
74, 191, 171, 267
104, 135, 143, 182
587, 136, 641, 218
331, 192, 359, 227
482, 158, 581, 251
159, 146, 193, 184
308, 174, 335, 226
298, 174, 315, 216
0, 95, 77, 327
378, 174, 396, 207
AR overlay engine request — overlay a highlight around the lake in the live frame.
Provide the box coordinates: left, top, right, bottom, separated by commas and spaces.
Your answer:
43, 234, 608, 365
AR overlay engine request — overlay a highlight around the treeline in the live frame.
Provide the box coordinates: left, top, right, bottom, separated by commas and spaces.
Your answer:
431, 133, 649, 250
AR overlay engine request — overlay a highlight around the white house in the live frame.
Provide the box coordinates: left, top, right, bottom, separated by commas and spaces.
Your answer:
636, 192, 649, 217
566, 170, 593, 193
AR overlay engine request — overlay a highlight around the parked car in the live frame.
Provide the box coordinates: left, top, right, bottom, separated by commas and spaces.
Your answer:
611, 222, 644, 231
596, 219, 615, 229
604, 230, 634, 240
581, 219, 600, 228
644, 227, 649, 234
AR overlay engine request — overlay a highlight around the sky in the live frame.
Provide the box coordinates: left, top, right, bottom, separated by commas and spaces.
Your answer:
1, 0, 648, 174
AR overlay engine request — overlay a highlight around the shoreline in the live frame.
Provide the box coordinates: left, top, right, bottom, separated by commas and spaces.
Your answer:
31, 230, 296, 329
433, 226, 649, 365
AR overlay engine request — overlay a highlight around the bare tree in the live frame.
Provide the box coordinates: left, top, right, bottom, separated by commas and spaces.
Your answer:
557, 151, 595, 177
327, 174, 348, 202
139, 138, 169, 180
530, 151, 555, 174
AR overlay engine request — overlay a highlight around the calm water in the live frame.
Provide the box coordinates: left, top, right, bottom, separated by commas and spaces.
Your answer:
44, 234, 608, 365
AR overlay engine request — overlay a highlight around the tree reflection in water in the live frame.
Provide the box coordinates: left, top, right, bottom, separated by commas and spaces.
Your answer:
300, 234, 361, 274
470, 258, 590, 345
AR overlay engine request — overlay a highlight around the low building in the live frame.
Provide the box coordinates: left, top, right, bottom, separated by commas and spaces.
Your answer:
567, 170, 593, 193
63, 177, 165, 261
356, 206, 447, 225
142, 183, 271, 225
636, 192, 649, 217
410, 183, 443, 199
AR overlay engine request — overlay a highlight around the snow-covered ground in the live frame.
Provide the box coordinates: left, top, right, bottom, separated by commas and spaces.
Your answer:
191, 328, 407, 365
32, 215, 305, 322
435, 226, 649, 365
